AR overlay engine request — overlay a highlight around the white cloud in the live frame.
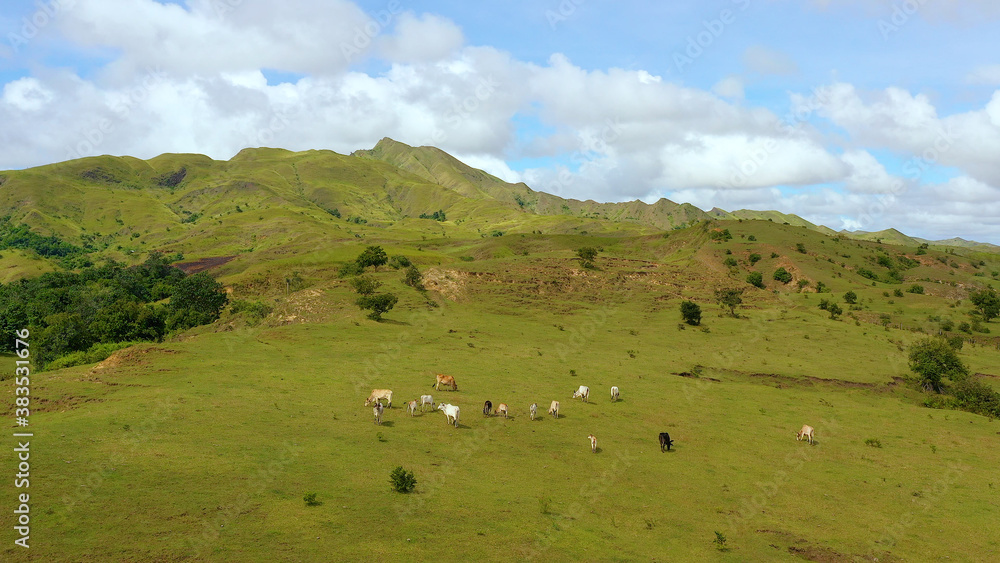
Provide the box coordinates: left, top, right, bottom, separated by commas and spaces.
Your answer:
742, 45, 798, 76
2, 77, 55, 111
841, 150, 902, 193
378, 13, 464, 64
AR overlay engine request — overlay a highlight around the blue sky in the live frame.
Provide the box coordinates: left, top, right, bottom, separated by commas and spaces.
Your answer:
1, 0, 999, 242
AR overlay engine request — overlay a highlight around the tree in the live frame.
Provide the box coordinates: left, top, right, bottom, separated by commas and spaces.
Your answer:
356, 245, 388, 270
680, 301, 702, 326
576, 247, 599, 269
773, 267, 793, 284
908, 338, 970, 392
350, 275, 382, 295
746, 271, 764, 289
827, 302, 843, 320
166, 272, 228, 331
748, 253, 762, 265
356, 293, 398, 321
36, 312, 92, 366
714, 288, 744, 317
969, 286, 1000, 322
843, 290, 857, 304
402, 265, 423, 290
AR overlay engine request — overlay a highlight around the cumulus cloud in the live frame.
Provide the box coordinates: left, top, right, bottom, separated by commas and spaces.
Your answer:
378, 13, 464, 64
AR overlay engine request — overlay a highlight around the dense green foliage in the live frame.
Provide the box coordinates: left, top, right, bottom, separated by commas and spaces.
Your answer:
746, 271, 764, 289
356, 245, 388, 270
350, 275, 382, 296
402, 265, 424, 290
418, 210, 446, 221
908, 338, 969, 392
843, 290, 857, 304
0, 252, 225, 366
680, 301, 702, 326
389, 466, 417, 493
576, 246, 599, 269
356, 293, 398, 321
969, 286, 999, 322
773, 267, 793, 284
0, 215, 92, 268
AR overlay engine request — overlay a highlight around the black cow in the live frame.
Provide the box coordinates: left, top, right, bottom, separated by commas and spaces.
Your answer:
659, 432, 674, 452
483, 400, 493, 417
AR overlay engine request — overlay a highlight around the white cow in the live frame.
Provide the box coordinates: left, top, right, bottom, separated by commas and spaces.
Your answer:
610, 386, 620, 402
588, 434, 597, 453
373, 403, 384, 425
406, 400, 418, 417
529, 403, 538, 421
419, 395, 434, 412
572, 385, 590, 402
548, 400, 560, 419
438, 403, 460, 427
496, 403, 508, 419
797, 424, 815, 445
365, 389, 393, 408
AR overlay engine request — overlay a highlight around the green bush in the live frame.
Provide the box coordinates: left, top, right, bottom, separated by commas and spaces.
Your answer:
723, 257, 738, 267
952, 379, 1000, 419
680, 301, 702, 326
844, 291, 857, 304
773, 267, 793, 284
390, 466, 417, 493
748, 253, 762, 265
402, 265, 423, 290
303, 492, 322, 506
350, 276, 382, 295
338, 261, 364, 278
908, 338, 970, 392
746, 271, 764, 289
907, 284, 925, 294
389, 255, 411, 269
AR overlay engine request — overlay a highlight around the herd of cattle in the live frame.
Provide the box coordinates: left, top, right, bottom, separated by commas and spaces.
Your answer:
364, 374, 816, 453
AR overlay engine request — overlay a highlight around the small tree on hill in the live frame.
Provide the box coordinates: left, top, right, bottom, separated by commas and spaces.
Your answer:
827, 302, 843, 320
908, 338, 969, 392
746, 271, 764, 289
576, 247, 599, 269
402, 265, 423, 290
969, 286, 1000, 322
680, 301, 702, 326
356, 293, 398, 321
843, 290, 857, 304
356, 245, 388, 271
714, 288, 744, 318
773, 267, 793, 284
350, 275, 381, 295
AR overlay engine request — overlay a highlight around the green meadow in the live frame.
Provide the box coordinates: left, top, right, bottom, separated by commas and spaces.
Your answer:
2, 144, 999, 561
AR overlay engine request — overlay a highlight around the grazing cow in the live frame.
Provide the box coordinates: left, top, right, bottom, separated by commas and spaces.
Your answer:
437, 403, 460, 427
548, 400, 560, 419
432, 373, 458, 391
406, 400, 418, 417
572, 385, 590, 402
373, 403, 384, 425
610, 386, 620, 402
588, 434, 597, 453
483, 400, 493, 417
529, 403, 538, 421
496, 403, 508, 419
365, 389, 393, 408
419, 395, 434, 412
659, 432, 674, 452
797, 425, 815, 445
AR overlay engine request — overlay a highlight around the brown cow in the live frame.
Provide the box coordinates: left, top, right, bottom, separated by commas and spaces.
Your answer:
432, 373, 458, 391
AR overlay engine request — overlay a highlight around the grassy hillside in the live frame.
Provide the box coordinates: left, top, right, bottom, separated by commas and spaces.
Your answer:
2, 239, 999, 561
2, 144, 1000, 561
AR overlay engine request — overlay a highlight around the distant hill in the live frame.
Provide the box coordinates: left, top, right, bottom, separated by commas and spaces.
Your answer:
0, 137, 995, 282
